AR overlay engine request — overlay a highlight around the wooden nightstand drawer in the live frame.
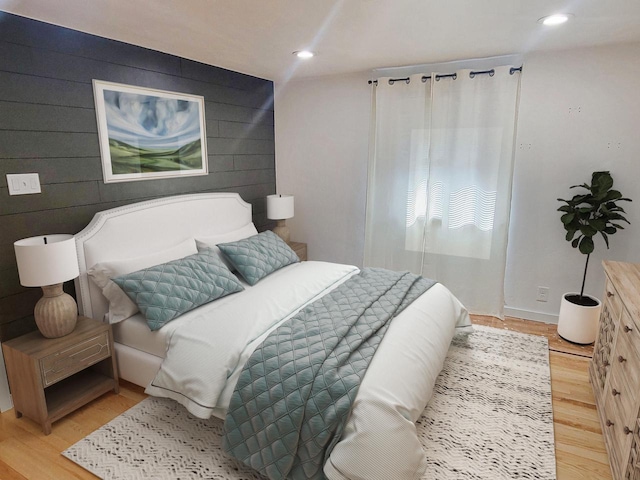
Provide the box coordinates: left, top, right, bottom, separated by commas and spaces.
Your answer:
40, 332, 110, 386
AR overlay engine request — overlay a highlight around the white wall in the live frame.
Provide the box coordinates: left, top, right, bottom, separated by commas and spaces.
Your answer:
275, 42, 640, 322
505, 43, 640, 321
274, 73, 371, 267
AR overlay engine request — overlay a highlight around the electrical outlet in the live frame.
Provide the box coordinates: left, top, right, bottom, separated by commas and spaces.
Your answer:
6, 173, 41, 195
536, 286, 549, 302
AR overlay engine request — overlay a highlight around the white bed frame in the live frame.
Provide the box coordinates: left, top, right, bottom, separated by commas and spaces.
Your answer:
74, 193, 253, 386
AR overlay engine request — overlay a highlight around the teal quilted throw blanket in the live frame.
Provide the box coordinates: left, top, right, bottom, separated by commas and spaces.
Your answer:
222, 268, 436, 479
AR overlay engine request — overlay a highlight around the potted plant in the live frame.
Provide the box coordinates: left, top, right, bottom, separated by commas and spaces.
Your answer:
557, 171, 631, 343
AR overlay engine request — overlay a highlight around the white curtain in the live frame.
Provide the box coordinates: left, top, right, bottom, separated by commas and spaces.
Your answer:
364, 66, 520, 317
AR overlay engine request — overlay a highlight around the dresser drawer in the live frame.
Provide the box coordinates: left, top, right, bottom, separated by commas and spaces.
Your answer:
606, 366, 636, 466
40, 332, 111, 387
605, 278, 623, 321
618, 309, 640, 361
615, 317, 640, 389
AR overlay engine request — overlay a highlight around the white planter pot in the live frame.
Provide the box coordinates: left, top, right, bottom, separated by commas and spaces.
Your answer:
557, 292, 601, 344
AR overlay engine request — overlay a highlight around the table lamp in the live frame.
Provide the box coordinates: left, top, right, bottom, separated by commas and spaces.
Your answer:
14, 234, 80, 338
267, 194, 294, 243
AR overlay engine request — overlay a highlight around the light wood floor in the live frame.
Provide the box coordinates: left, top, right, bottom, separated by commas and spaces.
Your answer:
473, 315, 611, 480
0, 316, 611, 479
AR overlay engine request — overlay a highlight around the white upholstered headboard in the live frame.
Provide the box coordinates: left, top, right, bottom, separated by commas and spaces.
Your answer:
74, 193, 252, 321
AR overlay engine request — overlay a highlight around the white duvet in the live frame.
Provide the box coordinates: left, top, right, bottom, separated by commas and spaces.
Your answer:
146, 261, 471, 480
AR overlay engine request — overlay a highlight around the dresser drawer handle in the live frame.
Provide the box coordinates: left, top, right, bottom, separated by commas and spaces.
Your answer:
612, 388, 621, 396
624, 325, 633, 333
606, 419, 614, 427
618, 355, 627, 363
624, 426, 632, 435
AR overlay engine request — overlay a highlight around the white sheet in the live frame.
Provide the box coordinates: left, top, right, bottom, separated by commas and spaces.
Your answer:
146, 260, 471, 480
146, 261, 359, 417
112, 313, 176, 358
112, 278, 253, 358
324, 282, 470, 480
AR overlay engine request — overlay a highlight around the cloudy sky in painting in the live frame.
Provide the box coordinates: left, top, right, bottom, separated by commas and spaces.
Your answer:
103, 90, 202, 149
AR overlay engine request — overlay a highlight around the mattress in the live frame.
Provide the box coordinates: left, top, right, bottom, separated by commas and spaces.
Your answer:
112, 276, 254, 358
112, 313, 176, 358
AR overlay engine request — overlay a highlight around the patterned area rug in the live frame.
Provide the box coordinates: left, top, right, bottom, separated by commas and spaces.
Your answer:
63, 325, 556, 479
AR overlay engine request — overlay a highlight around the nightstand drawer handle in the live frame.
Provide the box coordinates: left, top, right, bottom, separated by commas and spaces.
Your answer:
606, 419, 614, 427
624, 426, 632, 435
619, 355, 627, 363
624, 325, 633, 333
607, 291, 614, 297
612, 388, 621, 397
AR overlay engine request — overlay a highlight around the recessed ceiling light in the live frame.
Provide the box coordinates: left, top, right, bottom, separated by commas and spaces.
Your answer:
293, 50, 314, 59
538, 13, 572, 26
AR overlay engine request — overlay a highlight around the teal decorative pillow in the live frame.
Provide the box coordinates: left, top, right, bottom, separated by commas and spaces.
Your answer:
217, 230, 300, 286
112, 249, 244, 331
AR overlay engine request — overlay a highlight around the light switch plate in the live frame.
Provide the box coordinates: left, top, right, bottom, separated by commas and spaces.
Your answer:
7, 173, 41, 195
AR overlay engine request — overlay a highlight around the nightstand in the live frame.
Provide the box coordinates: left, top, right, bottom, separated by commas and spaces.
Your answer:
2, 316, 119, 435
288, 241, 307, 261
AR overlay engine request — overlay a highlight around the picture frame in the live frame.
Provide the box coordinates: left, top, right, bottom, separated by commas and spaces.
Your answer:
92, 80, 208, 183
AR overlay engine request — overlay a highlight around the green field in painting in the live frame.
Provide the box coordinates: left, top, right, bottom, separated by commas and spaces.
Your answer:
109, 139, 203, 174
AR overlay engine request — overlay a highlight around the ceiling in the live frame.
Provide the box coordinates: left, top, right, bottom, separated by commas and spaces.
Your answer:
2, 0, 640, 82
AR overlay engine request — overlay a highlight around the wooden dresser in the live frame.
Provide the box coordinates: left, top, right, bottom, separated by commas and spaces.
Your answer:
589, 261, 640, 480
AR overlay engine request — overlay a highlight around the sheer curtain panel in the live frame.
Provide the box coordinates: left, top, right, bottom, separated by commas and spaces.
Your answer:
364, 74, 432, 273
364, 66, 521, 316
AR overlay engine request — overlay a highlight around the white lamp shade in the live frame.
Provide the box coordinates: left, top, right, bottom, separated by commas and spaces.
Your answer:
267, 194, 294, 220
14, 234, 80, 287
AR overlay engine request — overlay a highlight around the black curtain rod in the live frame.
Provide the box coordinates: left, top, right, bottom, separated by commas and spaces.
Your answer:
368, 65, 523, 85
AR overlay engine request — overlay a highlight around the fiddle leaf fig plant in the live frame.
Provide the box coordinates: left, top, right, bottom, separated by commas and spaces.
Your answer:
558, 171, 631, 304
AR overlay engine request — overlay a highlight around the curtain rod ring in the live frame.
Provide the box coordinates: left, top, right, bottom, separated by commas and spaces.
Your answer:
469, 69, 495, 78
388, 77, 410, 85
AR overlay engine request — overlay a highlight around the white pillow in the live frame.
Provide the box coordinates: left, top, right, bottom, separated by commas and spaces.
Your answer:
195, 223, 259, 270
87, 238, 198, 324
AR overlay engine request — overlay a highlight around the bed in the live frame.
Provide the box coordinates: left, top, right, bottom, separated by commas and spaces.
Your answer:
74, 192, 471, 480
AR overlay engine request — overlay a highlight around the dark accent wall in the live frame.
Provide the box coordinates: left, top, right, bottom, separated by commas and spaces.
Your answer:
0, 13, 276, 341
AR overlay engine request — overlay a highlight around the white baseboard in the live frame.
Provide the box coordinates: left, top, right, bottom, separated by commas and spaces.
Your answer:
504, 307, 559, 325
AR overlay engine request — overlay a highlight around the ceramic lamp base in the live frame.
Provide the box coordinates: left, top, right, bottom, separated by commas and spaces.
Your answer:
34, 283, 78, 338
273, 219, 290, 243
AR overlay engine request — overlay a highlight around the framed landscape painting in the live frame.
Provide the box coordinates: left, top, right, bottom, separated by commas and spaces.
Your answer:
93, 80, 208, 183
